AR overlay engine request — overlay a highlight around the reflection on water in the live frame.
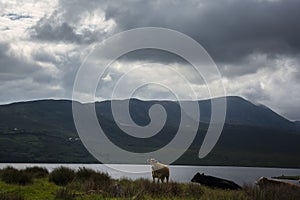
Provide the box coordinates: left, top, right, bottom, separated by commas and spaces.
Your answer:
0, 163, 299, 185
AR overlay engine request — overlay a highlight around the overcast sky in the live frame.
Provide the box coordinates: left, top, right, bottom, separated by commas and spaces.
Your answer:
0, 0, 300, 120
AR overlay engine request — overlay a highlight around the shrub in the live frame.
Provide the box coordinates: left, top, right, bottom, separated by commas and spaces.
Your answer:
49, 167, 75, 186
68, 168, 113, 194
90, 172, 112, 188
75, 167, 96, 181
83, 171, 112, 193
0, 167, 18, 183
23, 166, 48, 178
0, 167, 32, 185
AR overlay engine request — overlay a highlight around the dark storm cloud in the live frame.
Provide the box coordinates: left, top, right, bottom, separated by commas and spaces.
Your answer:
39, 0, 300, 65
101, 0, 300, 64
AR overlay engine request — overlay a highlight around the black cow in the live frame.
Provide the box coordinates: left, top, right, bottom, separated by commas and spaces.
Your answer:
191, 172, 242, 190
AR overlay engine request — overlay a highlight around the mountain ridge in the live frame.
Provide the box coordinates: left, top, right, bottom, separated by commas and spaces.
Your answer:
0, 96, 299, 167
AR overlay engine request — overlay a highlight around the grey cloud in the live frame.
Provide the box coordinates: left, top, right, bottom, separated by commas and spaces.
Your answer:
54, 0, 300, 77
219, 53, 280, 78
0, 78, 64, 103
32, 50, 58, 63
31, 46, 82, 90
118, 49, 188, 64
0, 43, 39, 76
5, 13, 33, 21
102, 0, 300, 64
242, 84, 271, 103
55, 50, 83, 97
31, 21, 97, 44
0, 27, 9, 31
0, 42, 61, 94
282, 107, 300, 121
30, 10, 102, 44
32, 21, 81, 43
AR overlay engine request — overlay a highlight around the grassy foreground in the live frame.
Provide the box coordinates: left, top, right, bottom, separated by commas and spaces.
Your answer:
0, 166, 299, 200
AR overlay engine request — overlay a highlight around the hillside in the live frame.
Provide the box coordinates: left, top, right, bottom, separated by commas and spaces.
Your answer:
0, 96, 299, 167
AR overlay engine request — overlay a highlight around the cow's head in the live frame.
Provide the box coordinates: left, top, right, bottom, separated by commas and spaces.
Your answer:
147, 158, 158, 165
191, 172, 205, 183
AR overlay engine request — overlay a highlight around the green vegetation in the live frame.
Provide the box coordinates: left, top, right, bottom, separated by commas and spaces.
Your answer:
49, 167, 76, 186
0, 167, 32, 185
22, 166, 48, 178
0, 166, 300, 200
272, 175, 300, 180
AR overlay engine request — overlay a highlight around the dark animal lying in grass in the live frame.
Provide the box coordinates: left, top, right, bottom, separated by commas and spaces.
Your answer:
191, 172, 242, 190
257, 177, 300, 190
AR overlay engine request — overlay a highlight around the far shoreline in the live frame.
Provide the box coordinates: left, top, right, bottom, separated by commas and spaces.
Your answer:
0, 162, 300, 170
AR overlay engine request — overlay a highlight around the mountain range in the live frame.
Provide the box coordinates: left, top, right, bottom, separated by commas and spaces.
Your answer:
0, 96, 299, 167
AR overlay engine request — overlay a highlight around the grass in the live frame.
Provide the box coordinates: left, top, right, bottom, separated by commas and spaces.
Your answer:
0, 166, 300, 199
0, 178, 60, 200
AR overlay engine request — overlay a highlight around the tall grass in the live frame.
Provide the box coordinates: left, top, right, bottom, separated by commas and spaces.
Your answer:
244, 184, 300, 200
116, 178, 204, 199
55, 187, 76, 200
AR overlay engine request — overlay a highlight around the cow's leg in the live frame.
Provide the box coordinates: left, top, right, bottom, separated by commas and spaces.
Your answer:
166, 176, 169, 183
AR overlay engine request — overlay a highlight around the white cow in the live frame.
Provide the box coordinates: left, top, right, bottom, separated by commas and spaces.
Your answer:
147, 158, 170, 183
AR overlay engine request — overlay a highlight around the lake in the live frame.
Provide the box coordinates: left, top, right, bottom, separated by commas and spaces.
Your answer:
1, 163, 299, 186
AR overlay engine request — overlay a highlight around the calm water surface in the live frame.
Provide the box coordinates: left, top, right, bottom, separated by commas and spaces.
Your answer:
1, 163, 299, 185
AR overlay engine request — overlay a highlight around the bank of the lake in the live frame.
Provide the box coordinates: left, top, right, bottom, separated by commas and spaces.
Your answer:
1, 163, 300, 185
1, 166, 300, 200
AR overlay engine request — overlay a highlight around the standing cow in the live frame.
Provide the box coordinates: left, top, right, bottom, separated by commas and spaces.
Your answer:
147, 158, 170, 183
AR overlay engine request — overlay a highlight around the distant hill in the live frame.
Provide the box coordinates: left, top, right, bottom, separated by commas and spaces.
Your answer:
0, 96, 299, 167
96, 96, 296, 130
223, 96, 295, 129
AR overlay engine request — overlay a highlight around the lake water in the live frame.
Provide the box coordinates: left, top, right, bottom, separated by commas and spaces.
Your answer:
1, 163, 299, 186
